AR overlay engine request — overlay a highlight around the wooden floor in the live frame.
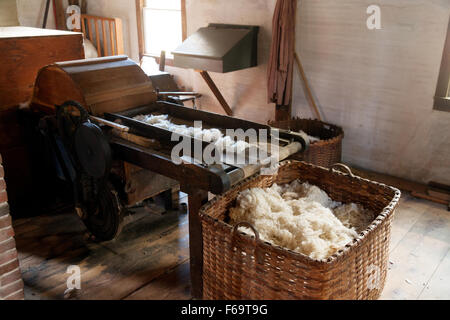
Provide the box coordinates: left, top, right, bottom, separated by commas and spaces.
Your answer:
13, 193, 449, 300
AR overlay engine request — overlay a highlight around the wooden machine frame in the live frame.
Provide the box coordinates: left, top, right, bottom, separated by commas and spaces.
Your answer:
30, 56, 308, 299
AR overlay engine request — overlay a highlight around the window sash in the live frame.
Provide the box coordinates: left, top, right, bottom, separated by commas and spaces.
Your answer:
142, 7, 182, 58
144, 0, 181, 11
136, 0, 186, 61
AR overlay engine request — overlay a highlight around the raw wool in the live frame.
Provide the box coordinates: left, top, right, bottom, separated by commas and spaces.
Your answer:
214, 135, 235, 149
333, 203, 374, 232
299, 130, 320, 143
229, 180, 374, 260
278, 180, 341, 208
134, 114, 168, 124
133, 113, 250, 154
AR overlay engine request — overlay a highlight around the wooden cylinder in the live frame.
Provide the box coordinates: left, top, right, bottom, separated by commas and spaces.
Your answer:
31, 55, 157, 116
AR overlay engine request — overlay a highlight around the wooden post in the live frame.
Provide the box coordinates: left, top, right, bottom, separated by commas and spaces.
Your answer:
114, 18, 124, 55
294, 52, 322, 120
186, 188, 209, 299
181, 0, 187, 41
94, 18, 101, 56
80, 0, 87, 14
42, 0, 51, 28
198, 71, 233, 116
135, 0, 145, 61
54, 0, 66, 30
275, 104, 291, 121
102, 20, 108, 56
109, 20, 116, 55
159, 51, 166, 72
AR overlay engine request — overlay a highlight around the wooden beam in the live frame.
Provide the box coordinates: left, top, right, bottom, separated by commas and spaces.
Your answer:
80, 0, 87, 14
198, 70, 233, 116
109, 20, 115, 55
102, 20, 107, 56
159, 50, 166, 72
158, 91, 201, 97
186, 189, 208, 299
94, 18, 101, 57
275, 104, 290, 121
54, 0, 66, 30
411, 191, 449, 206
114, 18, 124, 55
109, 138, 230, 195
42, 0, 51, 28
350, 166, 450, 208
294, 52, 322, 121
135, 0, 145, 61
181, 0, 187, 41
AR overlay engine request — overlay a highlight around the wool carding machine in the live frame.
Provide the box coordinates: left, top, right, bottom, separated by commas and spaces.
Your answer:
29, 55, 309, 296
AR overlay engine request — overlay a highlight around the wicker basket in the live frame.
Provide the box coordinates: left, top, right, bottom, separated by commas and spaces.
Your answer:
268, 118, 344, 167
199, 161, 401, 300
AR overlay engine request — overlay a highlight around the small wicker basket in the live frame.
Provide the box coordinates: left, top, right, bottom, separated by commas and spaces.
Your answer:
268, 118, 344, 168
199, 161, 400, 300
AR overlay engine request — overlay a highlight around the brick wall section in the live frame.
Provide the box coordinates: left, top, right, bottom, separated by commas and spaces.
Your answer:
0, 154, 24, 300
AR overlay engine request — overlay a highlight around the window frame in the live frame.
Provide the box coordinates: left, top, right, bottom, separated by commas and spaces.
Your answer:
136, 0, 187, 65
434, 18, 450, 112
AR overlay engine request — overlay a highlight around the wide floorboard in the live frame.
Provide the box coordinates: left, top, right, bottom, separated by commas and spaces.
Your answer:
13, 193, 449, 300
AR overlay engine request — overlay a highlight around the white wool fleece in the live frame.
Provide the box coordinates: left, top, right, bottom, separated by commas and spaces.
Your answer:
229, 180, 373, 260
133, 113, 251, 154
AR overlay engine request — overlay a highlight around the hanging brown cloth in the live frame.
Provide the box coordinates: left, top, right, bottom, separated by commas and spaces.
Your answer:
267, 0, 297, 106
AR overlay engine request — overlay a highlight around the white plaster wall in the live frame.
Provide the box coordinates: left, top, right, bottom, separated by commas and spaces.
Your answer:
0, 0, 19, 26
293, 0, 450, 185
178, 0, 450, 184
17, 0, 57, 29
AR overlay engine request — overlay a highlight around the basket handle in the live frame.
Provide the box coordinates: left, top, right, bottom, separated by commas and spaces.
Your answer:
232, 222, 260, 242
329, 163, 354, 178
232, 222, 264, 264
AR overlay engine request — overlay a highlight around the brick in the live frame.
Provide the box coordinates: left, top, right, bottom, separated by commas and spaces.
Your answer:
4, 289, 24, 300
0, 214, 12, 229
0, 238, 16, 254
0, 178, 5, 192
0, 226, 14, 243
0, 165, 3, 179
0, 249, 17, 265
0, 259, 19, 276
0, 203, 9, 217
1, 267, 22, 287
0, 279, 24, 299
0, 190, 7, 203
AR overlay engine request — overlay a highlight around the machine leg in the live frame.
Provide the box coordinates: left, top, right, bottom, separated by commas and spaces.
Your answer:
163, 185, 180, 211
170, 185, 180, 210
187, 189, 208, 299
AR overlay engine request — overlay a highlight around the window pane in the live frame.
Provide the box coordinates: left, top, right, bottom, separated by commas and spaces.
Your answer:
143, 8, 182, 57
144, 0, 181, 10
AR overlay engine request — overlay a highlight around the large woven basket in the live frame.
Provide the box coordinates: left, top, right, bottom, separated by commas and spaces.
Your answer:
268, 118, 344, 167
199, 161, 400, 300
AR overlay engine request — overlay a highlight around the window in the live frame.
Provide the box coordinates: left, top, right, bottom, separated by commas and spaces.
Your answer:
434, 18, 450, 112
136, 0, 186, 61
